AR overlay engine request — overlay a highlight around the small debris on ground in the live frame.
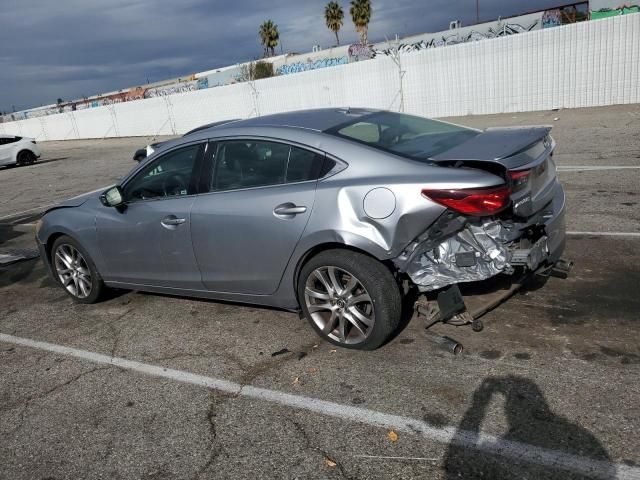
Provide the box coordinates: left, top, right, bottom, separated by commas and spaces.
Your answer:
324, 457, 337, 468
297, 351, 307, 360
308, 367, 318, 374
387, 430, 399, 442
271, 348, 290, 357
330, 349, 337, 353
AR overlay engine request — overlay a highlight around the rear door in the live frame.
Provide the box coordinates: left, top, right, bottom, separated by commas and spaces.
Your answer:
191, 139, 323, 294
96, 142, 206, 289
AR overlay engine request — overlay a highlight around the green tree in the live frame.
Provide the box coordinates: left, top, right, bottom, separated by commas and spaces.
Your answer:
349, 0, 371, 45
254, 61, 274, 79
259, 20, 280, 57
324, 1, 344, 46
236, 60, 275, 82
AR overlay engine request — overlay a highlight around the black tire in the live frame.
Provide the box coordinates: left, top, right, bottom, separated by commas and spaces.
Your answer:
50, 235, 106, 304
17, 150, 36, 166
297, 249, 402, 350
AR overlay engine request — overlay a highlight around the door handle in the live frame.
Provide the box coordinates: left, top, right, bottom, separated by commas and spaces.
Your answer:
161, 215, 186, 228
273, 205, 307, 216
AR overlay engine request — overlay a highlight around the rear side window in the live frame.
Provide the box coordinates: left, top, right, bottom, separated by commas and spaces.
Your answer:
211, 140, 325, 191
0, 136, 21, 145
213, 140, 288, 191
326, 111, 479, 161
286, 147, 324, 183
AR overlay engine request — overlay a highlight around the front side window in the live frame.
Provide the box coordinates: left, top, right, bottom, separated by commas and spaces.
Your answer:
326, 111, 479, 161
124, 143, 201, 201
212, 140, 324, 191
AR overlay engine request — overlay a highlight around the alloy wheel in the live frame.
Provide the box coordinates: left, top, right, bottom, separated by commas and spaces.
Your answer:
54, 244, 92, 299
304, 266, 375, 345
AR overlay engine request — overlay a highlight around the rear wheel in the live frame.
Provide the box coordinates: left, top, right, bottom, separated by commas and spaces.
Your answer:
51, 235, 105, 303
298, 249, 402, 350
17, 150, 36, 166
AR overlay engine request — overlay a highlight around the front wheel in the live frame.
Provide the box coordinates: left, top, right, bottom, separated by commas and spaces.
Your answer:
51, 235, 105, 303
298, 249, 402, 350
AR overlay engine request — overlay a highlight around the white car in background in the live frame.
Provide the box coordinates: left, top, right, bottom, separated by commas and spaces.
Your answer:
0, 134, 41, 167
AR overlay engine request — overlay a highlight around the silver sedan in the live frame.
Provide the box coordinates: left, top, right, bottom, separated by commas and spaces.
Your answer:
36, 108, 566, 349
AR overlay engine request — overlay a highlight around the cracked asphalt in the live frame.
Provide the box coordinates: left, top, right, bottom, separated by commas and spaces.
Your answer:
1, 104, 639, 479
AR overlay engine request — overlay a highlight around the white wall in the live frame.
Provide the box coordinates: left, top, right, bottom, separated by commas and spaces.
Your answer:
1, 14, 638, 141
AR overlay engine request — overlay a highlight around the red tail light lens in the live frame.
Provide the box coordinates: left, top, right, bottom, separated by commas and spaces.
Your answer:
422, 186, 511, 216
509, 169, 530, 189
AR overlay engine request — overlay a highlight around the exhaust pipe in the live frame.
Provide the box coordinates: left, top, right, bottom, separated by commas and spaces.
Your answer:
425, 332, 463, 355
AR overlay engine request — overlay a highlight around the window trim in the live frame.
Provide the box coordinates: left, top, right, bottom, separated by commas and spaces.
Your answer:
120, 140, 207, 204
201, 135, 337, 194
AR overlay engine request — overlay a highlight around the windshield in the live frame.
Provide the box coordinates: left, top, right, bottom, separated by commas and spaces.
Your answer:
325, 111, 480, 160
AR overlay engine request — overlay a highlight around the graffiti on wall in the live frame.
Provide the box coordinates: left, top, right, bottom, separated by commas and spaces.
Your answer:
276, 57, 348, 75
145, 80, 199, 98
371, 20, 540, 57
590, 0, 640, 19
348, 43, 373, 61
10, 77, 212, 121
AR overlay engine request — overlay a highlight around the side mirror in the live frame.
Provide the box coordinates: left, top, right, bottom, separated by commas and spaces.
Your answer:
133, 148, 147, 162
100, 186, 125, 207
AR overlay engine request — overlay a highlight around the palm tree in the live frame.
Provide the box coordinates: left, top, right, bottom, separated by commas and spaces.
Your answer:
349, 0, 371, 45
259, 20, 280, 57
324, 1, 344, 46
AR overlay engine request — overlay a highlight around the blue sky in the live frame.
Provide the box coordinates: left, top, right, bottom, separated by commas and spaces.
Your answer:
1, 0, 571, 112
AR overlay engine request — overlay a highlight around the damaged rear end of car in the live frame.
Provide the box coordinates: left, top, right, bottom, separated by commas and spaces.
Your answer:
390, 125, 570, 326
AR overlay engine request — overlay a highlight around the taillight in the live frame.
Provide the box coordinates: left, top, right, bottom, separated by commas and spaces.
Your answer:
422, 186, 511, 216
509, 169, 530, 190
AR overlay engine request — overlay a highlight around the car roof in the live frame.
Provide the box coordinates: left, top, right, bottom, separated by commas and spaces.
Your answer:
209, 108, 380, 133
183, 119, 240, 136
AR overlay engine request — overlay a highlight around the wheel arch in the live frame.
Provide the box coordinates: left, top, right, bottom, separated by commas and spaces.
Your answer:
43, 231, 73, 269
15, 148, 35, 162
292, 241, 398, 296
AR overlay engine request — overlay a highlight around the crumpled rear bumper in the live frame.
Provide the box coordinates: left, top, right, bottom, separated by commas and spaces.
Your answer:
398, 180, 567, 292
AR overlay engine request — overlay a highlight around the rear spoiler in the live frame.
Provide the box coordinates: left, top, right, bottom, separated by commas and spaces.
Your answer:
431, 126, 552, 165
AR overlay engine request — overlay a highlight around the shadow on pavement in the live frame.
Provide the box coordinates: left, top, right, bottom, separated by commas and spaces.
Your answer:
0, 157, 69, 171
444, 375, 613, 480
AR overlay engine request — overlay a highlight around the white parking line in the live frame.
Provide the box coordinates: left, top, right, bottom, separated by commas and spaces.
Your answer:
1, 333, 638, 480
567, 231, 640, 237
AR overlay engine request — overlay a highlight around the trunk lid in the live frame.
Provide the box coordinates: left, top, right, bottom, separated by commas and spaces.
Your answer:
431, 126, 557, 217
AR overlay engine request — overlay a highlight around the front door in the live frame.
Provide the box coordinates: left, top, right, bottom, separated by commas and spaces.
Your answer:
96, 142, 205, 289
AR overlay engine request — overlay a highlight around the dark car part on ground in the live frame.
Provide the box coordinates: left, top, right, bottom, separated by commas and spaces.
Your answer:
0, 248, 39, 266
415, 258, 573, 354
